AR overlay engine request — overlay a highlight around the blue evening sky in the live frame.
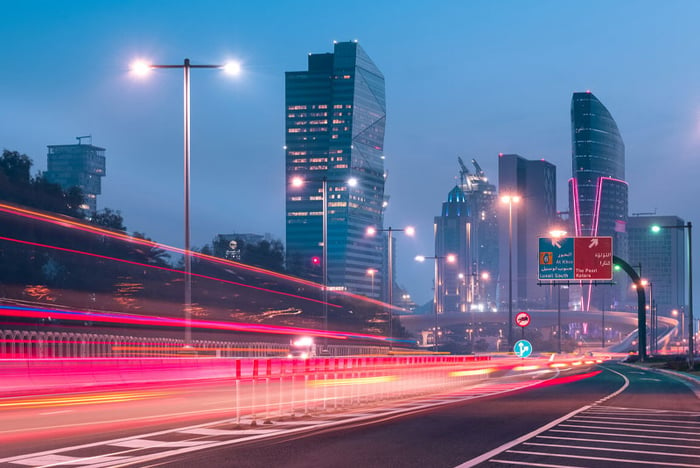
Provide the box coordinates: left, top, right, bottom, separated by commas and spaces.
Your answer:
2, 0, 699, 304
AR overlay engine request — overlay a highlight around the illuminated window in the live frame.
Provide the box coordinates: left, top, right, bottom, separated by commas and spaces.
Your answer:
288, 105, 307, 110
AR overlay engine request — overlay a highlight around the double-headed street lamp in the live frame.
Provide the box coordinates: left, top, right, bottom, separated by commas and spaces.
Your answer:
367, 226, 415, 348
291, 175, 357, 336
131, 58, 241, 347
651, 222, 693, 366
501, 194, 521, 348
415, 253, 457, 351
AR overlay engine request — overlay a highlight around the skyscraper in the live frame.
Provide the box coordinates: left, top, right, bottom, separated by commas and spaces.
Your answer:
45, 137, 106, 212
458, 157, 499, 308
498, 154, 557, 308
569, 91, 628, 310
434, 186, 470, 314
285, 41, 386, 297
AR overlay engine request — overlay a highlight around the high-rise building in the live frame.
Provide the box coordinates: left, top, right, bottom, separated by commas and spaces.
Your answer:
457, 157, 499, 308
569, 91, 628, 310
285, 41, 386, 298
627, 215, 686, 315
498, 154, 557, 308
45, 137, 106, 212
434, 186, 470, 314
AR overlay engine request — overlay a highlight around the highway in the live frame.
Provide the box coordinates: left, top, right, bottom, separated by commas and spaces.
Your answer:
1, 359, 698, 467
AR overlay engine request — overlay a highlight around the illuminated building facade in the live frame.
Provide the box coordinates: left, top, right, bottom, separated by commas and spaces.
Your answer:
569, 91, 628, 310
45, 138, 106, 212
458, 158, 499, 309
498, 154, 557, 308
434, 186, 470, 314
285, 41, 386, 297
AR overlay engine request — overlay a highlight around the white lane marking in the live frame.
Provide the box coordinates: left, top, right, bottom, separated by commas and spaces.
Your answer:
488, 460, 579, 468
524, 441, 699, 458
179, 427, 278, 436
568, 418, 697, 429
536, 434, 698, 449
575, 415, 700, 425
505, 449, 700, 467
110, 439, 211, 448
38, 411, 72, 416
549, 428, 700, 442
454, 365, 630, 468
558, 423, 700, 436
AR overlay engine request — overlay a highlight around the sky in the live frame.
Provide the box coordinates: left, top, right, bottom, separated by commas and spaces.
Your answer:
2, 0, 699, 305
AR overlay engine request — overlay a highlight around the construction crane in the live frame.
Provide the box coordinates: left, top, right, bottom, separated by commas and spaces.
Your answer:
471, 158, 485, 178
76, 135, 92, 145
457, 156, 470, 188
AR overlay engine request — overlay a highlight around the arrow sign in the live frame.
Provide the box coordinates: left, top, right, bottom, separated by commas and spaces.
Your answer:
513, 339, 533, 358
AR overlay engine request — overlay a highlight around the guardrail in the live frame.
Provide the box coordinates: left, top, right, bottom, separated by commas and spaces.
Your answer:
0, 329, 390, 359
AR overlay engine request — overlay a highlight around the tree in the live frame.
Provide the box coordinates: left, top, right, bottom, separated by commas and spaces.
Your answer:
90, 208, 126, 231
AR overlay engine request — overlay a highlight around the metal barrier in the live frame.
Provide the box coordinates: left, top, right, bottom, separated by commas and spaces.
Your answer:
0, 329, 389, 359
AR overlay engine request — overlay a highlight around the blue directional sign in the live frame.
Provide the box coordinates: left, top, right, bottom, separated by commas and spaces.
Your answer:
538, 237, 574, 280
513, 339, 533, 358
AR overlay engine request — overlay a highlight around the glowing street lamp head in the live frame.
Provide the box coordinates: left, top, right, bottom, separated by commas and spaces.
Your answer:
650, 225, 662, 233
366, 268, 377, 276
446, 254, 457, 263
291, 176, 304, 188
550, 229, 567, 238
347, 177, 358, 187
222, 61, 241, 75
366, 226, 377, 236
481, 271, 490, 280
405, 226, 416, 237
414, 255, 427, 262
130, 60, 152, 76
501, 194, 521, 204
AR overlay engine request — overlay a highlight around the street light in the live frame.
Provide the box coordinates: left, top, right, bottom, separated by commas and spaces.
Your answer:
415, 253, 457, 351
131, 58, 241, 348
291, 175, 358, 337
651, 222, 694, 367
367, 226, 415, 349
633, 279, 653, 354
501, 194, 521, 348
366, 268, 378, 298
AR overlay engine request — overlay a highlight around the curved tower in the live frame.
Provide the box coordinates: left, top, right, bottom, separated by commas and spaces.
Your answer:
569, 91, 628, 311
569, 91, 627, 238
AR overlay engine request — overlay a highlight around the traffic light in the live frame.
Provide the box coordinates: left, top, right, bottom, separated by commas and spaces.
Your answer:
311, 256, 321, 266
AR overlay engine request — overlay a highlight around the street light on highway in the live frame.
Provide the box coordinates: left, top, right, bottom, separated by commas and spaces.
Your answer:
501, 194, 521, 348
651, 222, 693, 367
291, 175, 358, 336
366, 226, 415, 348
131, 57, 241, 348
415, 253, 457, 351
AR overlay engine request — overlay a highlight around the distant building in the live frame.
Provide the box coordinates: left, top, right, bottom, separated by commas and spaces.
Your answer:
498, 154, 557, 309
457, 158, 499, 309
285, 41, 386, 298
46, 137, 105, 212
434, 186, 470, 314
627, 215, 686, 316
569, 91, 628, 311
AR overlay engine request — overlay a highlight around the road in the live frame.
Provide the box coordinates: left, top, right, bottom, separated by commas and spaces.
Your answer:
1, 361, 698, 467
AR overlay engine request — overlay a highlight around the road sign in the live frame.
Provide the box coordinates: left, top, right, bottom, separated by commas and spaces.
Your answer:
538, 236, 612, 281
513, 339, 532, 358
515, 312, 531, 328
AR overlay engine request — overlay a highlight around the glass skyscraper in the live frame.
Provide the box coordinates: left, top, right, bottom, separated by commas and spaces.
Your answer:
46, 139, 106, 212
285, 41, 386, 298
569, 91, 628, 311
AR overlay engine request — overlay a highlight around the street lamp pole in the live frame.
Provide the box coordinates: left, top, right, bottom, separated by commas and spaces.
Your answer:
322, 176, 328, 339
368, 226, 415, 351
131, 58, 240, 348
416, 254, 456, 352
501, 195, 520, 348
652, 222, 694, 367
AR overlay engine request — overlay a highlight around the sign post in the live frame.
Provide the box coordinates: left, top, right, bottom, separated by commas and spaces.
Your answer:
515, 312, 530, 339
538, 236, 613, 281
